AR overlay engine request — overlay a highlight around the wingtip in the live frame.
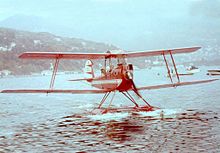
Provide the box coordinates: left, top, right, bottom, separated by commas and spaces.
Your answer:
210, 78, 219, 82
19, 53, 26, 58
0, 90, 7, 93
192, 46, 202, 51
195, 78, 219, 84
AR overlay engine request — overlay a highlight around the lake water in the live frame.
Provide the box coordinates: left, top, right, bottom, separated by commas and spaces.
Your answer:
0, 66, 220, 152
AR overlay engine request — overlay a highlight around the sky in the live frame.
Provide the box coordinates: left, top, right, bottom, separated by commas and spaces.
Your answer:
0, 0, 220, 50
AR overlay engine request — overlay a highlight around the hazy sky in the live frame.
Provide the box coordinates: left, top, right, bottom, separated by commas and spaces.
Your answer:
0, 0, 220, 49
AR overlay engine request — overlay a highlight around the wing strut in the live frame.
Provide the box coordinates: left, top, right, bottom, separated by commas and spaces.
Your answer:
162, 52, 173, 84
169, 51, 180, 83
50, 58, 60, 89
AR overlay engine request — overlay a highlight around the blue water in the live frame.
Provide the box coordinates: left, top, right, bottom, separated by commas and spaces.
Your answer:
0, 66, 220, 152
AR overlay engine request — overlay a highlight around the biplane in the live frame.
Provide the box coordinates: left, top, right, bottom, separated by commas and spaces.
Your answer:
1, 47, 218, 113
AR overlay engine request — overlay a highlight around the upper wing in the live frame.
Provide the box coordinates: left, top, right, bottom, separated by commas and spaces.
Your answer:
19, 52, 109, 59
19, 47, 201, 59
0, 89, 111, 94
125, 46, 201, 58
136, 79, 218, 91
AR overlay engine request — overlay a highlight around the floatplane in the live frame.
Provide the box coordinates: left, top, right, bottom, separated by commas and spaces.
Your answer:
1, 47, 218, 113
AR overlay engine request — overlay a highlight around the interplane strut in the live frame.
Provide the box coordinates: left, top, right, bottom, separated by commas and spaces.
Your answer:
49, 58, 60, 89
162, 51, 181, 84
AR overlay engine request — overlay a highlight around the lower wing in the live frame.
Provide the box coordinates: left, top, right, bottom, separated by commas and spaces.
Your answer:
137, 79, 218, 90
1, 79, 218, 93
0, 89, 110, 94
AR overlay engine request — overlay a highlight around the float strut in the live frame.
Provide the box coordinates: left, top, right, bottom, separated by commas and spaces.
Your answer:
121, 91, 139, 107
131, 91, 152, 107
98, 92, 111, 109
107, 91, 116, 109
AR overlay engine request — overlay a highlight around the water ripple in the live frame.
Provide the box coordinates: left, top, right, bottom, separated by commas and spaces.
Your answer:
0, 109, 219, 152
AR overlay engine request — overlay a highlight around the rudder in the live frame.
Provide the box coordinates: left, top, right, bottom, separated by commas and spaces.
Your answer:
84, 60, 95, 79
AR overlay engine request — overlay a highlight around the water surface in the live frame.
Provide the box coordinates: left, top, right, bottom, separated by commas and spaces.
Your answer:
0, 66, 220, 152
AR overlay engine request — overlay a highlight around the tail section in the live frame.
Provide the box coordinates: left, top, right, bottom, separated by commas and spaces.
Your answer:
84, 60, 95, 79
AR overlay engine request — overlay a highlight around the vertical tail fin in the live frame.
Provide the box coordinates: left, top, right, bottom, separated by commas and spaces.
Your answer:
84, 60, 95, 79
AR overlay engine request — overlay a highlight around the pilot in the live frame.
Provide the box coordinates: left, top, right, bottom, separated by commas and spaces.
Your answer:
101, 68, 106, 76
117, 63, 123, 69
109, 65, 114, 72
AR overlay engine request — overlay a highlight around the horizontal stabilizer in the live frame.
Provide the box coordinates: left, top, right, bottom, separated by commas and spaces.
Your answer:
68, 77, 105, 82
0, 89, 110, 94
137, 79, 218, 91
68, 78, 92, 82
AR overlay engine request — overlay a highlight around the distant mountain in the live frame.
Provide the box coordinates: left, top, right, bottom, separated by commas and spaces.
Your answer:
0, 27, 220, 75
0, 27, 117, 75
0, 15, 74, 36
0, 15, 48, 32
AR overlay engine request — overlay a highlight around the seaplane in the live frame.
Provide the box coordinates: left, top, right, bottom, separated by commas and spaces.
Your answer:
1, 47, 218, 114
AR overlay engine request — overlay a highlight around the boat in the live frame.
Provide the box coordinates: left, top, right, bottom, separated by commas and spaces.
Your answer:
186, 65, 200, 74
207, 70, 220, 76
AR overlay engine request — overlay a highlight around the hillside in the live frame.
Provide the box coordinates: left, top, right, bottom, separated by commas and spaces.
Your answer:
1, 27, 220, 75
0, 28, 117, 75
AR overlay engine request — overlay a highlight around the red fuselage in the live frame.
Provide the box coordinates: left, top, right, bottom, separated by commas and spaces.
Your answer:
89, 63, 134, 92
